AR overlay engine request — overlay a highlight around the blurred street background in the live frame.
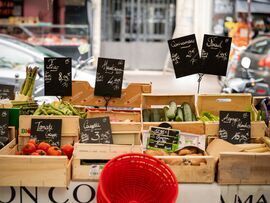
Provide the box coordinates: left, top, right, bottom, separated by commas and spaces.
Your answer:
0, 0, 270, 94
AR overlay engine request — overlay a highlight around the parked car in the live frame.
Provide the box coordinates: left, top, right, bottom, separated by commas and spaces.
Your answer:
235, 36, 270, 84
0, 34, 95, 100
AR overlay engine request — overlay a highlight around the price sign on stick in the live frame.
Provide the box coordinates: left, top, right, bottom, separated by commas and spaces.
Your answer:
0, 84, 15, 100
168, 34, 201, 78
219, 111, 251, 144
44, 57, 72, 96
0, 109, 9, 139
79, 117, 113, 144
31, 119, 62, 147
201, 34, 232, 76
94, 57, 125, 98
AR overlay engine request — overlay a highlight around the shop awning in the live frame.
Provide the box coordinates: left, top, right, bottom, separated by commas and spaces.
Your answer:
236, 0, 270, 13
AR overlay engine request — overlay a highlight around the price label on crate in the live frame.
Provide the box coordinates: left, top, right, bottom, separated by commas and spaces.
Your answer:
168, 34, 201, 78
219, 111, 251, 144
147, 126, 180, 152
0, 84, 15, 100
79, 117, 113, 144
94, 57, 125, 98
0, 109, 9, 139
44, 57, 72, 96
200, 34, 232, 76
30, 119, 62, 147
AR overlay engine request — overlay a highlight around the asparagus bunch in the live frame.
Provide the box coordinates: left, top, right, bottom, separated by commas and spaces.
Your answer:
19, 66, 39, 98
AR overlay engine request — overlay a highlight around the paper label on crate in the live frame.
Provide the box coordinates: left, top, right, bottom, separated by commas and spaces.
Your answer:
89, 165, 103, 177
147, 126, 180, 152
178, 132, 206, 151
0, 109, 9, 139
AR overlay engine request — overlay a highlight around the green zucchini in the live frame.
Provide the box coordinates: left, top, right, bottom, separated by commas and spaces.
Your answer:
175, 107, 184, 121
163, 106, 170, 121
143, 109, 151, 122
192, 113, 197, 121
182, 103, 193, 121
167, 101, 177, 120
151, 108, 161, 122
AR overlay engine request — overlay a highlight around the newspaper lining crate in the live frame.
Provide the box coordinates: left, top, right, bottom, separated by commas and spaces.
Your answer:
218, 152, 270, 184
0, 116, 79, 187
155, 155, 216, 183
197, 94, 266, 138
141, 94, 204, 134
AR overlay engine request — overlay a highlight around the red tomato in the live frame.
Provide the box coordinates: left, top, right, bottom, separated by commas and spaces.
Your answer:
28, 139, 38, 147
36, 149, 47, 156
61, 144, 74, 159
37, 142, 51, 153
47, 146, 62, 156
22, 143, 36, 155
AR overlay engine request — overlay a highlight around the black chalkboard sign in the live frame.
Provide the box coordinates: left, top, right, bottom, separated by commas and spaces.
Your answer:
94, 57, 125, 98
147, 126, 180, 152
0, 109, 9, 139
219, 111, 251, 144
0, 84, 15, 100
44, 57, 72, 96
168, 34, 200, 78
30, 119, 62, 147
79, 117, 113, 144
201, 34, 232, 76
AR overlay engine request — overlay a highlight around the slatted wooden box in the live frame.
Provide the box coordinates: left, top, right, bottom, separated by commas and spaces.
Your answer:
141, 94, 204, 134
0, 115, 79, 187
197, 94, 266, 138
155, 155, 216, 183
72, 121, 142, 181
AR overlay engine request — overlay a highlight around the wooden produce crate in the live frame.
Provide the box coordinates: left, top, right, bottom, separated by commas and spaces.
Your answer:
197, 94, 266, 138
0, 116, 79, 187
63, 81, 151, 108
141, 94, 204, 134
155, 155, 216, 183
218, 151, 270, 184
73, 122, 142, 181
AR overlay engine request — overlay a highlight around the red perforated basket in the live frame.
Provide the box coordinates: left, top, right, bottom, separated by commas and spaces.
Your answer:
97, 153, 178, 203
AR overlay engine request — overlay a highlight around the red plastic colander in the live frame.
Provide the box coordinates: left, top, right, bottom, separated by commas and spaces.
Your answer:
97, 153, 178, 203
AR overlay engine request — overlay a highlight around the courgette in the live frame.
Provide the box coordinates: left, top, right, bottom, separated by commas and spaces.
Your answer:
167, 101, 177, 120
192, 113, 197, 121
151, 108, 161, 122
143, 109, 151, 122
175, 107, 184, 121
182, 103, 193, 121
163, 106, 170, 121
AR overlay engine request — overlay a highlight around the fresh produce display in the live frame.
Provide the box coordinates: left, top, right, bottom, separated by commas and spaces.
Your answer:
143, 102, 197, 122
236, 137, 270, 153
11, 101, 38, 115
16, 139, 74, 159
34, 101, 86, 118
145, 147, 206, 166
15, 66, 39, 101
199, 112, 219, 122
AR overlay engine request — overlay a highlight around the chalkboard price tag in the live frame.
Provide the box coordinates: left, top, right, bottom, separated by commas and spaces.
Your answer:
79, 117, 113, 144
168, 34, 200, 78
0, 84, 15, 100
0, 109, 9, 139
94, 57, 125, 98
201, 34, 232, 76
219, 111, 251, 144
30, 119, 62, 147
44, 57, 72, 96
147, 126, 180, 152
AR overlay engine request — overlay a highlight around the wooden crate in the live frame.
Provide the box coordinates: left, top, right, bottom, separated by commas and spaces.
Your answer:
218, 152, 270, 184
63, 81, 151, 107
72, 143, 142, 181
0, 116, 78, 187
154, 155, 216, 183
18, 115, 79, 146
141, 94, 204, 134
197, 94, 266, 138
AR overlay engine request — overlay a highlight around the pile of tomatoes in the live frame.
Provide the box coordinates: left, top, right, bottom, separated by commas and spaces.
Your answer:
16, 139, 74, 159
